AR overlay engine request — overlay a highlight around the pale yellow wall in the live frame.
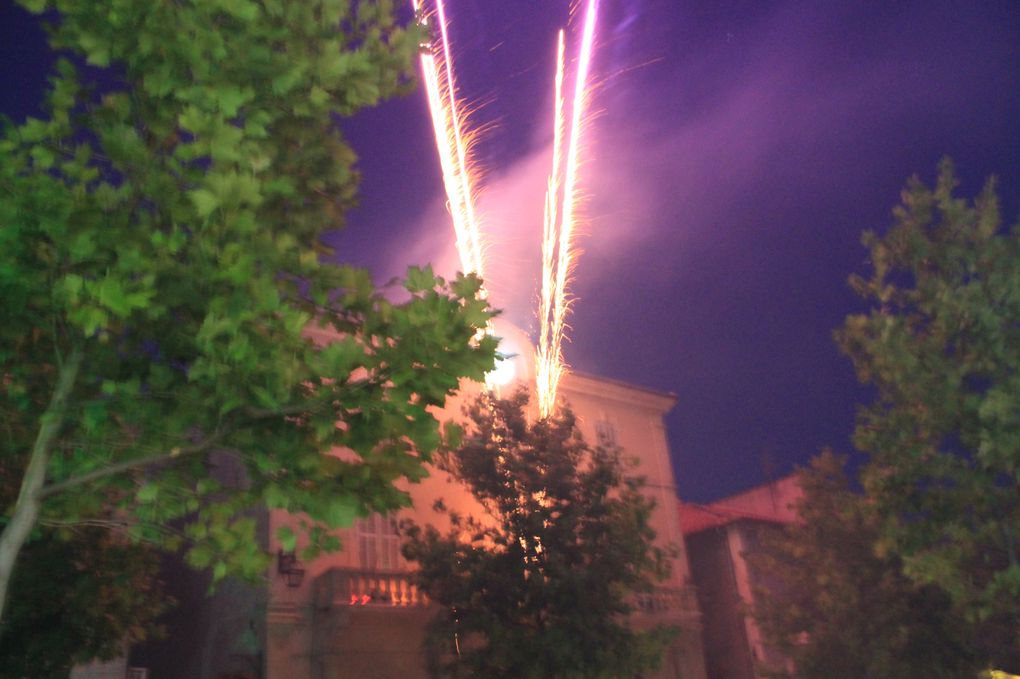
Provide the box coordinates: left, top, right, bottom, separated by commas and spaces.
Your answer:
265, 323, 703, 679
558, 371, 689, 586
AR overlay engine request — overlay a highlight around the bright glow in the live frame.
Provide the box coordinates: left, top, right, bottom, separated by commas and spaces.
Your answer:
489, 352, 517, 387
486, 320, 533, 390
536, 0, 599, 418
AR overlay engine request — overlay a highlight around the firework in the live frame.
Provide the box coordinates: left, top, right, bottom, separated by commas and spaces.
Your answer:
413, 0, 601, 408
412, 0, 485, 278
536, 30, 567, 417
536, 0, 599, 418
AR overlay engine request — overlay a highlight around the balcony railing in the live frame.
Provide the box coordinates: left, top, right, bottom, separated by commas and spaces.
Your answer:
312, 570, 695, 620
632, 586, 700, 617
314, 568, 429, 609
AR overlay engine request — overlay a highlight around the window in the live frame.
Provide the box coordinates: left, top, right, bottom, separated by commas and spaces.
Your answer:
595, 419, 617, 447
356, 513, 401, 571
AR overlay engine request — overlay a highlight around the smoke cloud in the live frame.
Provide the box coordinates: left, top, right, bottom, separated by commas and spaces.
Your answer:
360, 0, 1020, 501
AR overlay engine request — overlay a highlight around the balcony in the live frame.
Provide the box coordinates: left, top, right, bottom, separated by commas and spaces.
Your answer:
311, 570, 695, 620
314, 568, 429, 609
633, 586, 700, 618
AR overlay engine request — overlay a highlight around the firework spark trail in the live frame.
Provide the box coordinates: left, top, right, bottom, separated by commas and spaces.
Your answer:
434, 0, 484, 276
412, 0, 485, 278
414, 0, 511, 392
537, 0, 599, 418
413, 0, 600, 406
536, 30, 567, 417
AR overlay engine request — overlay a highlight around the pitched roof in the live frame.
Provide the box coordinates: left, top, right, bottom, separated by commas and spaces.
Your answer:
679, 475, 802, 535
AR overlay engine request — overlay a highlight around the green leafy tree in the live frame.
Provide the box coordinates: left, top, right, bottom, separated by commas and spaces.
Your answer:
835, 160, 1020, 667
749, 450, 979, 678
401, 390, 674, 679
0, 0, 497, 629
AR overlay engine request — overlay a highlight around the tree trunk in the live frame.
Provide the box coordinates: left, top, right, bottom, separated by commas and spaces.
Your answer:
0, 347, 82, 623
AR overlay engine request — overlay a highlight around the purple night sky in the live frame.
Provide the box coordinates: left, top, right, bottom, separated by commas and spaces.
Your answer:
3, 1, 1019, 502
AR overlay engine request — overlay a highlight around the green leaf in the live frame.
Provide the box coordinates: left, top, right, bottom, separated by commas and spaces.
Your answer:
405, 264, 436, 293
81, 400, 108, 432
188, 544, 213, 569
221, 0, 260, 22
276, 525, 297, 552
443, 421, 464, 450
209, 125, 245, 163
178, 106, 207, 134
271, 68, 302, 95
137, 483, 159, 503
451, 272, 482, 299
61, 274, 84, 301
30, 145, 55, 169
189, 188, 219, 217
308, 86, 330, 108
142, 65, 176, 97
321, 495, 358, 529
77, 32, 111, 67
265, 483, 289, 509
216, 86, 252, 117
250, 385, 278, 410
96, 276, 144, 317
20, 0, 47, 13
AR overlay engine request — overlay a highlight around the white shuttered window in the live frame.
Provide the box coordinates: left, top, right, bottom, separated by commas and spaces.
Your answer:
356, 514, 401, 571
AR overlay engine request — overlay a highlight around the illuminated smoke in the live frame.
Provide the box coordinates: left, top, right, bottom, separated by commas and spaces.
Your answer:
536, 0, 599, 418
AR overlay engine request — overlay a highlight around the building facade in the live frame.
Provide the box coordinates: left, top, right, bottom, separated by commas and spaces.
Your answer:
679, 477, 801, 679
130, 323, 707, 678
262, 323, 707, 679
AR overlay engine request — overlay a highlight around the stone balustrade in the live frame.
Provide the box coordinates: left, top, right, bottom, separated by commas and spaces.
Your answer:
633, 586, 700, 617
315, 568, 429, 609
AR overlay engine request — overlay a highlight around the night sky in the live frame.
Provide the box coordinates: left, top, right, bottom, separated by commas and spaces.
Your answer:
4, 1, 1019, 503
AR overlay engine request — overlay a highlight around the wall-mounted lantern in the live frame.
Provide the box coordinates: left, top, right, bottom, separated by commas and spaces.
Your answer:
277, 549, 306, 588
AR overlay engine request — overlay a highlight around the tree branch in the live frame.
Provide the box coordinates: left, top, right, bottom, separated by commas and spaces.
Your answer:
38, 381, 370, 500
0, 345, 83, 622
37, 425, 226, 500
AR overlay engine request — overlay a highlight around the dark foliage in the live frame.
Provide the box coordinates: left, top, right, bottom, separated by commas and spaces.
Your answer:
835, 160, 1020, 668
401, 389, 674, 679
0, 528, 168, 679
749, 451, 980, 678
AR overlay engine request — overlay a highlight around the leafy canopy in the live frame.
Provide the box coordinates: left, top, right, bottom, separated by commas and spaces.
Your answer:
834, 159, 1020, 665
749, 451, 979, 679
401, 390, 674, 679
0, 0, 496, 627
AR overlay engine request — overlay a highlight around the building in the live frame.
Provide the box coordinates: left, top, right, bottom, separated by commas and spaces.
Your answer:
679, 477, 801, 679
134, 322, 707, 679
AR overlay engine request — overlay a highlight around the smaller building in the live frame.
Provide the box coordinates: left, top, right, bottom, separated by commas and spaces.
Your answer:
679, 477, 801, 679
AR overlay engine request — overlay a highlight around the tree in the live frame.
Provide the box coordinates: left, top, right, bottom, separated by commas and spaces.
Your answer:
400, 390, 674, 679
0, 451, 169, 676
0, 0, 497, 629
0, 528, 169, 679
834, 159, 1020, 666
748, 450, 979, 678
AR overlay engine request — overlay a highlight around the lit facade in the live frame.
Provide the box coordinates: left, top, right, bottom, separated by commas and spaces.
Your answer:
263, 323, 707, 679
